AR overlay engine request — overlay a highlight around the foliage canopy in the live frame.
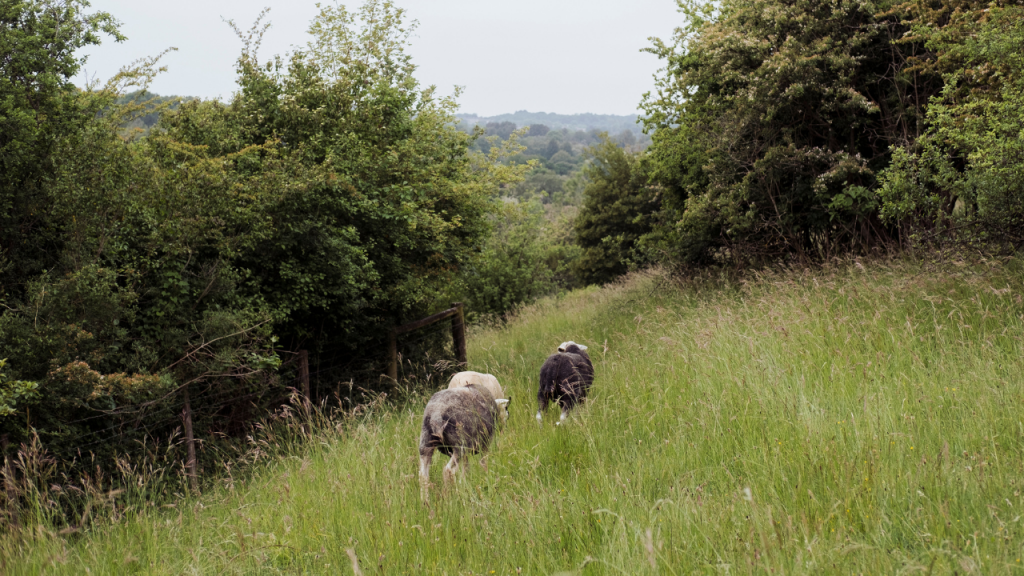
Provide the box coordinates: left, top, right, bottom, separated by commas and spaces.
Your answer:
0, 0, 519, 475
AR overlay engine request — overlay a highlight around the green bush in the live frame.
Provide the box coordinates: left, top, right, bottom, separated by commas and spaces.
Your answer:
574, 135, 658, 284
0, 359, 38, 419
878, 6, 1024, 246
640, 0, 931, 265
0, 0, 515, 477
461, 201, 581, 318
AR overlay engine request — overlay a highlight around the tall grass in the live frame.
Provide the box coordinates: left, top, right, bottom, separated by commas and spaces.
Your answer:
4, 257, 1024, 573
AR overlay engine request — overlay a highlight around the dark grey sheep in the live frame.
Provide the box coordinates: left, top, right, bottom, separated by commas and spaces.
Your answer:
418, 384, 509, 498
536, 341, 594, 425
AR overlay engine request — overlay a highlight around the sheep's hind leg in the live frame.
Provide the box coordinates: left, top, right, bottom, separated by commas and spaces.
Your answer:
419, 451, 433, 501
443, 451, 461, 484
556, 397, 570, 426
537, 394, 549, 424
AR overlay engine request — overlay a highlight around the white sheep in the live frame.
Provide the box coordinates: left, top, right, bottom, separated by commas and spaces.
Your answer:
447, 371, 505, 401
418, 383, 509, 501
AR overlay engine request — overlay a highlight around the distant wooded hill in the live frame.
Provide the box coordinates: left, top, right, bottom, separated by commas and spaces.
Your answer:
456, 111, 643, 135
458, 110, 650, 209
115, 91, 196, 134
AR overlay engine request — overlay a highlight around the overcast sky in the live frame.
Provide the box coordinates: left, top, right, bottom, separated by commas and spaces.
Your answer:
75, 0, 682, 116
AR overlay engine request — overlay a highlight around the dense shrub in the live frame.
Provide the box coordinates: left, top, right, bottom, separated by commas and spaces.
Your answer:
640, 0, 936, 265
878, 5, 1024, 247
460, 201, 582, 319
0, 0, 516, 474
0, 0, 122, 290
462, 203, 555, 317
574, 135, 658, 284
635, 0, 1024, 268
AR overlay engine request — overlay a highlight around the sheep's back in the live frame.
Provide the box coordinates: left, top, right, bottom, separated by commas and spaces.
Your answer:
420, 386, 497, 456
570, 350, 594, 387
447, 371, 504, 401
561, 344, 594, 381
539, 352, 594, 399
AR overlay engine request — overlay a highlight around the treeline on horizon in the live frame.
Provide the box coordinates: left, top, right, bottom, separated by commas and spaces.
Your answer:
2, 0, 1024, 498
112, 91, 195, 134
457, 110, 646, 134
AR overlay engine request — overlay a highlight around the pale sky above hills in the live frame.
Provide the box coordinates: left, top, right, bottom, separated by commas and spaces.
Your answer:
75, 0, 682, 116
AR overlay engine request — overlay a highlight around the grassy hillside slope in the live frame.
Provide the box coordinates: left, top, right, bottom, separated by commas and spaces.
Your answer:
6, 259, 1024, 574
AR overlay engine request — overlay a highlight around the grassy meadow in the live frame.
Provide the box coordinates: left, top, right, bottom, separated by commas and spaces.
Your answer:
5, 258, 1024, 574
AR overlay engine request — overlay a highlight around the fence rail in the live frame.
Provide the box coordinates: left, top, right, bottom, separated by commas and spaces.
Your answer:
4, 308, 465, 498
387, 302, 466, 380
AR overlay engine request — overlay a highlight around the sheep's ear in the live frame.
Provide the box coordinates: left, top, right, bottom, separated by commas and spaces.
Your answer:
577, 344, 588, 351
495, 399, 509, 407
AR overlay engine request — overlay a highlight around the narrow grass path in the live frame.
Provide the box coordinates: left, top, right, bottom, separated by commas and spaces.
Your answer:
6, 259, 1024, 574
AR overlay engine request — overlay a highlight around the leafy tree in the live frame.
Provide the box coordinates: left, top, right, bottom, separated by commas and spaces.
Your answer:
574, 135, 658, 284
0, 0, 123, 299
635, 122, 712, 264
0, 359, 38, 418
641, 0, 929, 264
457, 111, 644, 135
0, 0, 518, 474
878, 5, 1024, 245
461, 202, 555, 317
114, 90, 194, 132
508, 168, 559, 202
155, 1, 516, 356
548, 150, 573, 165
485, 121, 517, 140
459, 196, 583, 318
0, 0, 245, 468
614, 130, 636, 148
544, 138, 561, 160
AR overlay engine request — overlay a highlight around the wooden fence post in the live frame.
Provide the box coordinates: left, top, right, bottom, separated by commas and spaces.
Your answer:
389, 303, 467, 378
181, 384, 197, 489
298, 349, 310, 407
451, 302, 467, 368
388, 328, 398, 381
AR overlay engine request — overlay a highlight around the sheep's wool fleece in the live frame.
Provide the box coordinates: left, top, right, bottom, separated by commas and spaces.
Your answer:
447, 371, 504, 400
538, 343, 595, 412
419, 385, 499, 457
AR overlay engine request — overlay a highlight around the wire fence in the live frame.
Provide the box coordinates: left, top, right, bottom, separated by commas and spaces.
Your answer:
1, 303, 469, 500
